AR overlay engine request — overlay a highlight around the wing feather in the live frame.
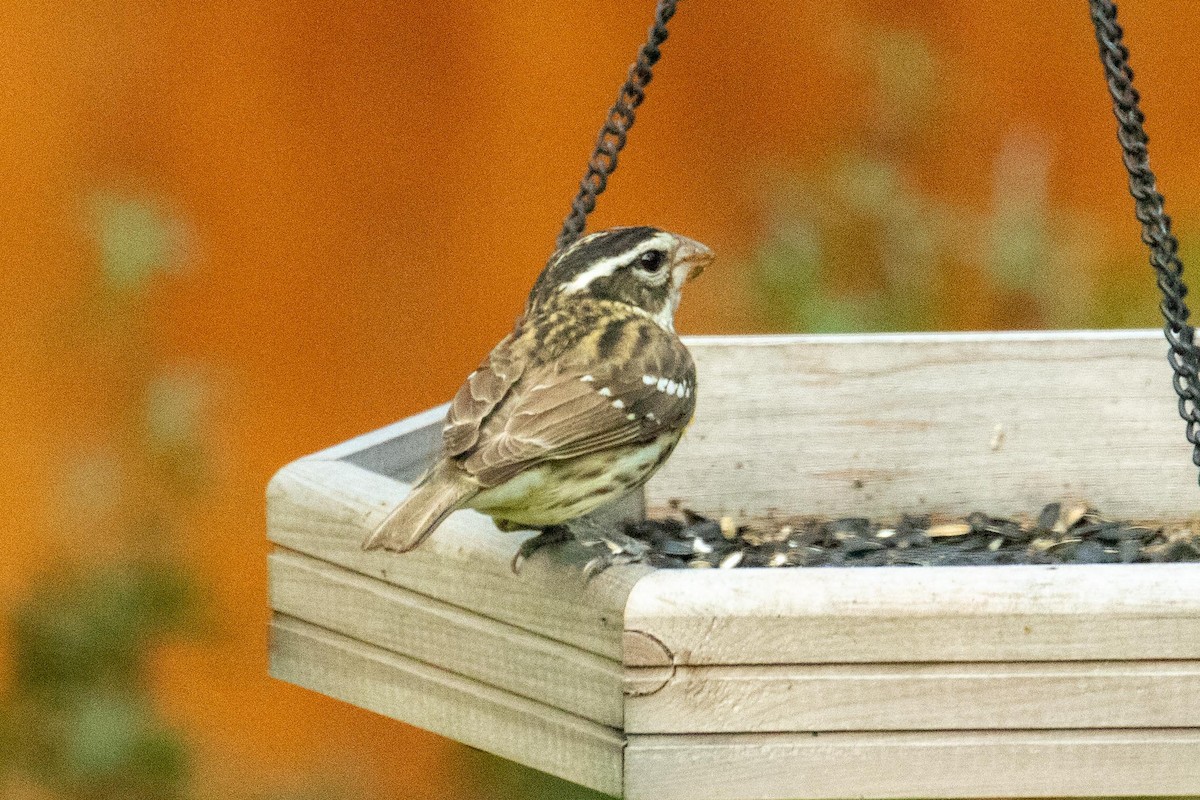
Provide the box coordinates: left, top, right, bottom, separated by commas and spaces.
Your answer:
461, 325, 695, 487
442, 331, 527, 457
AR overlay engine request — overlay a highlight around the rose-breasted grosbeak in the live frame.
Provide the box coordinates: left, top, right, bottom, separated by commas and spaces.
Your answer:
362, 226, 713, 558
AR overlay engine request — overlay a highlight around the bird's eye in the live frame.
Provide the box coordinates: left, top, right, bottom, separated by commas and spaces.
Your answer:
639, 250, 666, 272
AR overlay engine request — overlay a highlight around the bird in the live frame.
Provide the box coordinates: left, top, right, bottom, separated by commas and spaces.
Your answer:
361, 226, 712, 566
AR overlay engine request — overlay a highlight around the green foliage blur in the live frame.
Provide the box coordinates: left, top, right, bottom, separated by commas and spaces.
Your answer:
0, 191, 201, 796
749, 27, 1187, 334
0, 193, 203, 800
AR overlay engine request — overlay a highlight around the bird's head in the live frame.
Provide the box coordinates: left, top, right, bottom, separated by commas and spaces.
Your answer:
527, 226, 713, 330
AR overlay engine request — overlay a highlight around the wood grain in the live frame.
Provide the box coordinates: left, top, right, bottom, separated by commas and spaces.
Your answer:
624, 728, 1200, 799
269, 549, 623, 726
650, 330, 1200, 521
625, 659, 1200, 733
270, 614, 624, 796
624, 563, 1200, 665
267, 458, 652, 661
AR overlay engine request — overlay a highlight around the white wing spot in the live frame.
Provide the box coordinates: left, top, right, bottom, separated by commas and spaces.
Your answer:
656, 377, 669, 392
642, 374, 656, 385
666, 380, 677, 395
598, 387, 612, 397
676, 383, 686, 398
580, 375, 595, 382
612, 399, 625, 409
646, 412, 656, 421
626, 413, 637, 421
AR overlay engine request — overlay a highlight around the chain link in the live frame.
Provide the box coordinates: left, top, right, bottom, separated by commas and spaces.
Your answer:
1089, 0, 1200, 478
556, 0, 678, 251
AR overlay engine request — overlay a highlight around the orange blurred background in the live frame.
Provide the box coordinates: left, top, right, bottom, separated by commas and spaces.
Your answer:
4, 0, 1200, 797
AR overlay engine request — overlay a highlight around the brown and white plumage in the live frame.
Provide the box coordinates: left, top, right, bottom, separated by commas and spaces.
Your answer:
362, 227, 712, 553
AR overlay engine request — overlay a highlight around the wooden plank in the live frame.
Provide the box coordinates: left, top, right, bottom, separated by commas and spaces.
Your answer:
267, 457, 653, 661
625, 660, 1200, 733
624, 564, 1200, 665
270, 614, 624, 797
269, 550, 623, 727
624, 729, 1200, 799
649, 329, 1200, 521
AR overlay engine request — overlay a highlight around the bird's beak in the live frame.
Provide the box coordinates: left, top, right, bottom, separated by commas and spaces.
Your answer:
673, 236, 714, 283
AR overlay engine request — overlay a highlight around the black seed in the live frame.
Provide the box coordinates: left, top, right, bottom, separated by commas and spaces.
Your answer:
894, 530, 931, 549
1161, 540, 1200, 562
1071, 541, 1117, 564
682, 520, 724, 543
831, 517, 870, 538
897, 514, 931, 536
956, 534, 991, 552
1037, 503, 1061, 531
1075, 522, 1109, 540
841, 536, 886, 555
966, 511, 990, 532
1118, 539, 1141, 563
856, 550, 890, 566
657, 539, 696, 556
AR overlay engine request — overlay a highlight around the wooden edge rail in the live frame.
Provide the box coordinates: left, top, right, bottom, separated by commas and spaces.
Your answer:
623, 659, 1200, 733
269, 549, 624, 726
622, 729, 1200, 799
622, 564, 1200, 665
270, 614, 624, 796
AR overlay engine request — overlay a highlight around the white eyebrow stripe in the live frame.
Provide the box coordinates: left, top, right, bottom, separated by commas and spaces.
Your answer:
559, 233, 676, 294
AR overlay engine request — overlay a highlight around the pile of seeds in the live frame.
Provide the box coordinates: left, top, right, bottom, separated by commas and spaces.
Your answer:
623, 503, 1200, 569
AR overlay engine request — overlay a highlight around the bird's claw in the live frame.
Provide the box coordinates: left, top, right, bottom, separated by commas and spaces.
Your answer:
511, 526, 574, 573
578, 530, 651, 580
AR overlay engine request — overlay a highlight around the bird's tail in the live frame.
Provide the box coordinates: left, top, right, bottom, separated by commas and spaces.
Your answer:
361, 463, 477, 552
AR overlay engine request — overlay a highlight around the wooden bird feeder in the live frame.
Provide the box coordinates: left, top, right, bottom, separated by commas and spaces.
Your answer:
268, 0, 1200, 796
269, 330, 1200, 799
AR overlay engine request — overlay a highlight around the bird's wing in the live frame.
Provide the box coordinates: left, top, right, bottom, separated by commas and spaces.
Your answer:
460, 329, 696, 487
442, 330, 527, 457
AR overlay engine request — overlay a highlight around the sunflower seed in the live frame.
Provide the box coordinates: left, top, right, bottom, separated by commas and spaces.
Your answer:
1063, 504, 1089, 529
719, 551, 744, 569
927, 523, 972, 538
719, 516, 738, 540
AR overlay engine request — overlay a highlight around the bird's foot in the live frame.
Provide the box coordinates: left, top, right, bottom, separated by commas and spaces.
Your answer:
511, 525, 574, 573
577, 529, 651, 580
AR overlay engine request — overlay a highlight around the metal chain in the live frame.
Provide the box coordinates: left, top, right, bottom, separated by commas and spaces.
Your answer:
556, 0, 678, 251
1089, 0, 1200, 479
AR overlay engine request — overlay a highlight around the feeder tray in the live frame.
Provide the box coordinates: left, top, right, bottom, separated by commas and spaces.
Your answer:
268, 329, 1200, 799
